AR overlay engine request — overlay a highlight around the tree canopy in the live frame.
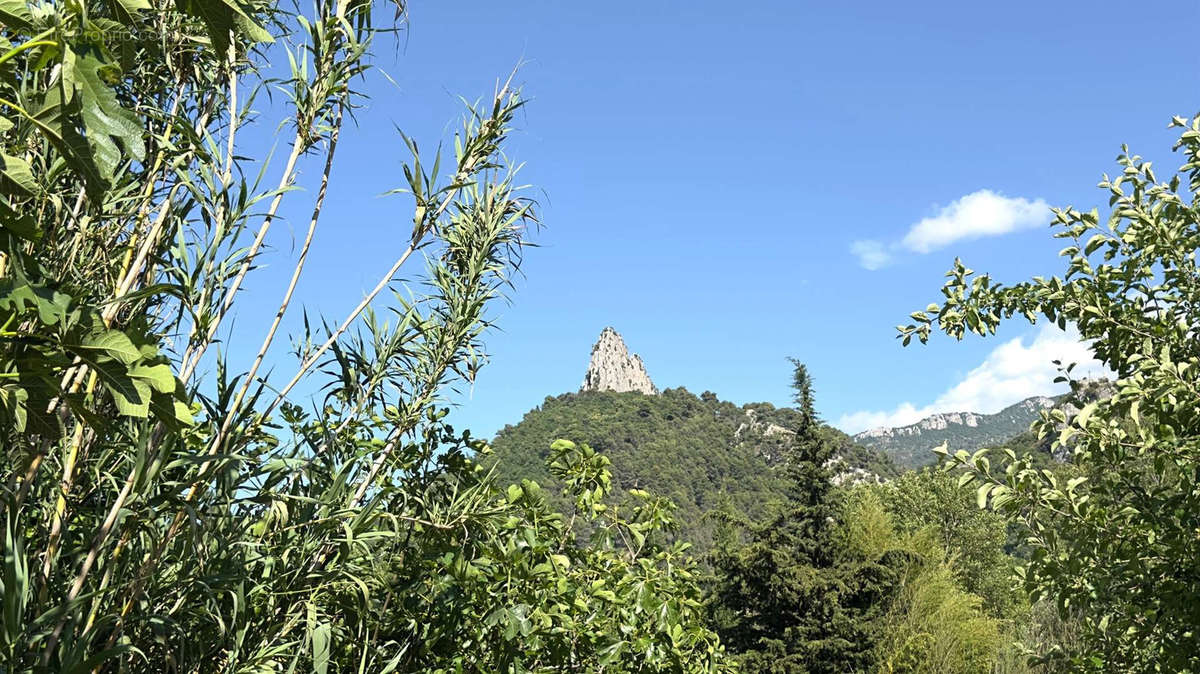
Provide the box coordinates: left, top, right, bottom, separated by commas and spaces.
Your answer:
486, 386, 897, 554
903, 115, 1200, 671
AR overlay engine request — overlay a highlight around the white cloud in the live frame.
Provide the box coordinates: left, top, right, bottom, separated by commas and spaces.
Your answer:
837, 403, 927, 436
835, 324, 1111, 435
851, 189, 1051, 269
850, 240, 893, 270
902, 190, 1050, 253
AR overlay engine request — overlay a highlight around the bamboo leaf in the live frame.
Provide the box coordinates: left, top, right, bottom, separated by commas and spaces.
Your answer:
2, 512, 29, 644
311, 621, 330, 674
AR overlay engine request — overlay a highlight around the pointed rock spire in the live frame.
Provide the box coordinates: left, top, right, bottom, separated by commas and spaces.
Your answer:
581, 327, 658, 395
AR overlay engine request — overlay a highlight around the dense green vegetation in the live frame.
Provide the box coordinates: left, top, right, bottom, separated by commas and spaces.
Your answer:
842, 489, 1007, 674
487, 386, 898, 552
0, 2, 729, 671
706, 363, 1029, 673
4, 1, 1200, 672
872, 469, 1020, 619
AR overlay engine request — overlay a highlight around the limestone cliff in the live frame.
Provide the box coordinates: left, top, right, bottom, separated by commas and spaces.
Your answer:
581, 327, 658, 395
852, 396, 1057, 468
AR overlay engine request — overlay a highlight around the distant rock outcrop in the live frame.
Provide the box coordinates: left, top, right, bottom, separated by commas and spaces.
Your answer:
734, 408, 795, 440
581, 327, 658, 395
852, 396, 1058, 468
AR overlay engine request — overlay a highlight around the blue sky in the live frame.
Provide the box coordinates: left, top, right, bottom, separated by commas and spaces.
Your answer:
230, 1, 1199, 439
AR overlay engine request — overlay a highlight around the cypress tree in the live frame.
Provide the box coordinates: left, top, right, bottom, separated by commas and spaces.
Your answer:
712, 361, 903, 673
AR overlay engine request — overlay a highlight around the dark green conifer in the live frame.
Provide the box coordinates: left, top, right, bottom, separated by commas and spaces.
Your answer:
712, 360, 903, 673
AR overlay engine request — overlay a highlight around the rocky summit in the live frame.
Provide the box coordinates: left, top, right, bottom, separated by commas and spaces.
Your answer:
853, 396, 1057, 468
581, 327, 658, 395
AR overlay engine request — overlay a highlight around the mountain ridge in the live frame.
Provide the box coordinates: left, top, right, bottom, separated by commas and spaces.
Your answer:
851, 396, 1058, 468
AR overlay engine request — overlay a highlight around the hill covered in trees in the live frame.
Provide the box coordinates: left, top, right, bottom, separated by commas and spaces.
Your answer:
485, 387, 899, 551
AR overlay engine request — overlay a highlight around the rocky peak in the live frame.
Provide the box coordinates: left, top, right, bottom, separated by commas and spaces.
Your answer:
851, 395, 1065, 468
1017, 396, 1058, 412
856, 397, 1057, 440
581, 327, 658, 395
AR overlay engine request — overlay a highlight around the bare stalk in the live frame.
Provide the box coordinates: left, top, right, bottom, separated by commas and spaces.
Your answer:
177, 18, 353, 385
257, 125, 496, 423
177, 138, 306, 383
42, 470, 136, 665
204, 102, 344, 475
38, 372, 99, 596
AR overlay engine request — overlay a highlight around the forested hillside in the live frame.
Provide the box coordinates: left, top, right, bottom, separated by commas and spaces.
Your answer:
854, 396, 1057, 468
486, 387, 898, 551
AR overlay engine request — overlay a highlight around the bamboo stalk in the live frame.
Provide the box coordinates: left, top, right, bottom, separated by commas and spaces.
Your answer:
177, 20, 349, 385
257, 144, 487, 423
207, 102, 344, 459
107, 26, 357, 634
177, 132, 305, 384
38, 371, 99, 598
42, 469, 135, 665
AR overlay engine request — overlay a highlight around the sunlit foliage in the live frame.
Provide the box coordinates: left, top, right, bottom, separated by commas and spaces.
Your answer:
0, 2, 729, 670
903, 115, 1200, 671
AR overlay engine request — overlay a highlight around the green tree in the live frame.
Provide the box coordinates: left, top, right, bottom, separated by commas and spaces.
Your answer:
842, 490, 1005, 674
877, 469, 1020, 619
711, 361, 903, 673
901, 115, 1200, 671
368, 437, 732, 672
